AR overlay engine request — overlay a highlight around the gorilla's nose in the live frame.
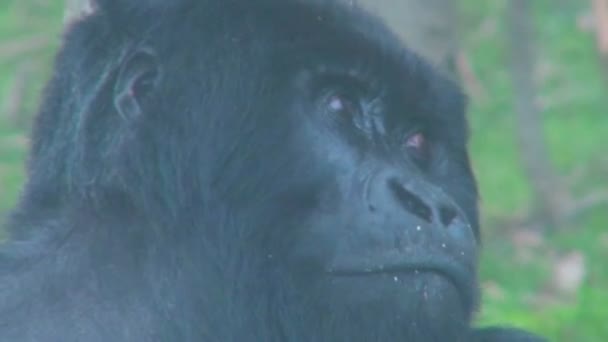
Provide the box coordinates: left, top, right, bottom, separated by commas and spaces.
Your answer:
387, 177, 460, 228
368, 175, 464, 231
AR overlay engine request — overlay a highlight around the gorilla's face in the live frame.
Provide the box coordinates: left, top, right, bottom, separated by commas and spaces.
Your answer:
230, 42, 480, 339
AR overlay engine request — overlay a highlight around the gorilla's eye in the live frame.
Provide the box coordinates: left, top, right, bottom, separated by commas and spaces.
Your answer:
404, 132, 431, 163
325, 92, 360, 116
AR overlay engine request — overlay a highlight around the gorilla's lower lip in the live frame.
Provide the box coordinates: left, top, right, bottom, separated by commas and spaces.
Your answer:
326, 261, 470, 300
327, 265, 473, 310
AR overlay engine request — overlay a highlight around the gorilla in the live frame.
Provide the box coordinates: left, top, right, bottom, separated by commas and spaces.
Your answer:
0, 0, 545, 341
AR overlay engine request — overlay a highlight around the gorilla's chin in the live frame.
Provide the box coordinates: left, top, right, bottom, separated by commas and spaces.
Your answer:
296, 273, 471, 342
327, 271, 467, 315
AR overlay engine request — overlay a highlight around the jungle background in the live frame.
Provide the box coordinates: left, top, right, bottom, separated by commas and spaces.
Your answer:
0, 0, 606, 340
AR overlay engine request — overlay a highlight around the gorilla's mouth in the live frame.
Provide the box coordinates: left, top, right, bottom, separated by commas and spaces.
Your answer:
326, 260, 471, 302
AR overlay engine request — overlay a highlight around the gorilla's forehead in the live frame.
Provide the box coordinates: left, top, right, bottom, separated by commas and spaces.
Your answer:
250, 1, 462, 108
175, 1, 410, 72
254, 1, 410, 68
146, 0, 466, 140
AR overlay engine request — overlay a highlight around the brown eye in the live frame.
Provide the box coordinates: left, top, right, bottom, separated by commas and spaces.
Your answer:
404, 132, 431, 163
405, 132, 425, 149
326, 93, 359, 116
328, 95, 346, 111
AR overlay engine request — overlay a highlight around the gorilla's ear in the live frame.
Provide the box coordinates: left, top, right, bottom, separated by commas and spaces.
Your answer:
113, 48, 161, 120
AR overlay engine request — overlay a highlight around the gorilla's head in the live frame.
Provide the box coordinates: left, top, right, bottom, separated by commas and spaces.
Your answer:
87, 2, 480, 340
5, 1, 545, 342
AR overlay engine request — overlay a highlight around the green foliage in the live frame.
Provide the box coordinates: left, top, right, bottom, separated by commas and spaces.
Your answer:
0, 1, 62, 215
462, 0, 608, 340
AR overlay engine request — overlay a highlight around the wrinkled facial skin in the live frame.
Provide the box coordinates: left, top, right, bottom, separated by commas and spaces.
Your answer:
237, 45, 481, 340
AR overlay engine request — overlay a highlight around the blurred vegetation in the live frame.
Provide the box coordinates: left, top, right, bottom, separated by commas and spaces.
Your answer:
0, 1, 63, 217
0, 0, 606, 341
462, 0, 608, 340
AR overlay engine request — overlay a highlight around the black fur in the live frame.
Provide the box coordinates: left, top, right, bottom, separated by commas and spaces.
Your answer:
0, 0, 545, 341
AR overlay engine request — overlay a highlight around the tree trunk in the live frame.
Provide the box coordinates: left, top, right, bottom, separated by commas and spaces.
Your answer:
507, 0, 570, 228
592, 0, 608, 86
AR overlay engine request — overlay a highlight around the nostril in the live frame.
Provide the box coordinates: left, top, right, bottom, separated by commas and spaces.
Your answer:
439, 206, 458, 227
387, 178, 432, 223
